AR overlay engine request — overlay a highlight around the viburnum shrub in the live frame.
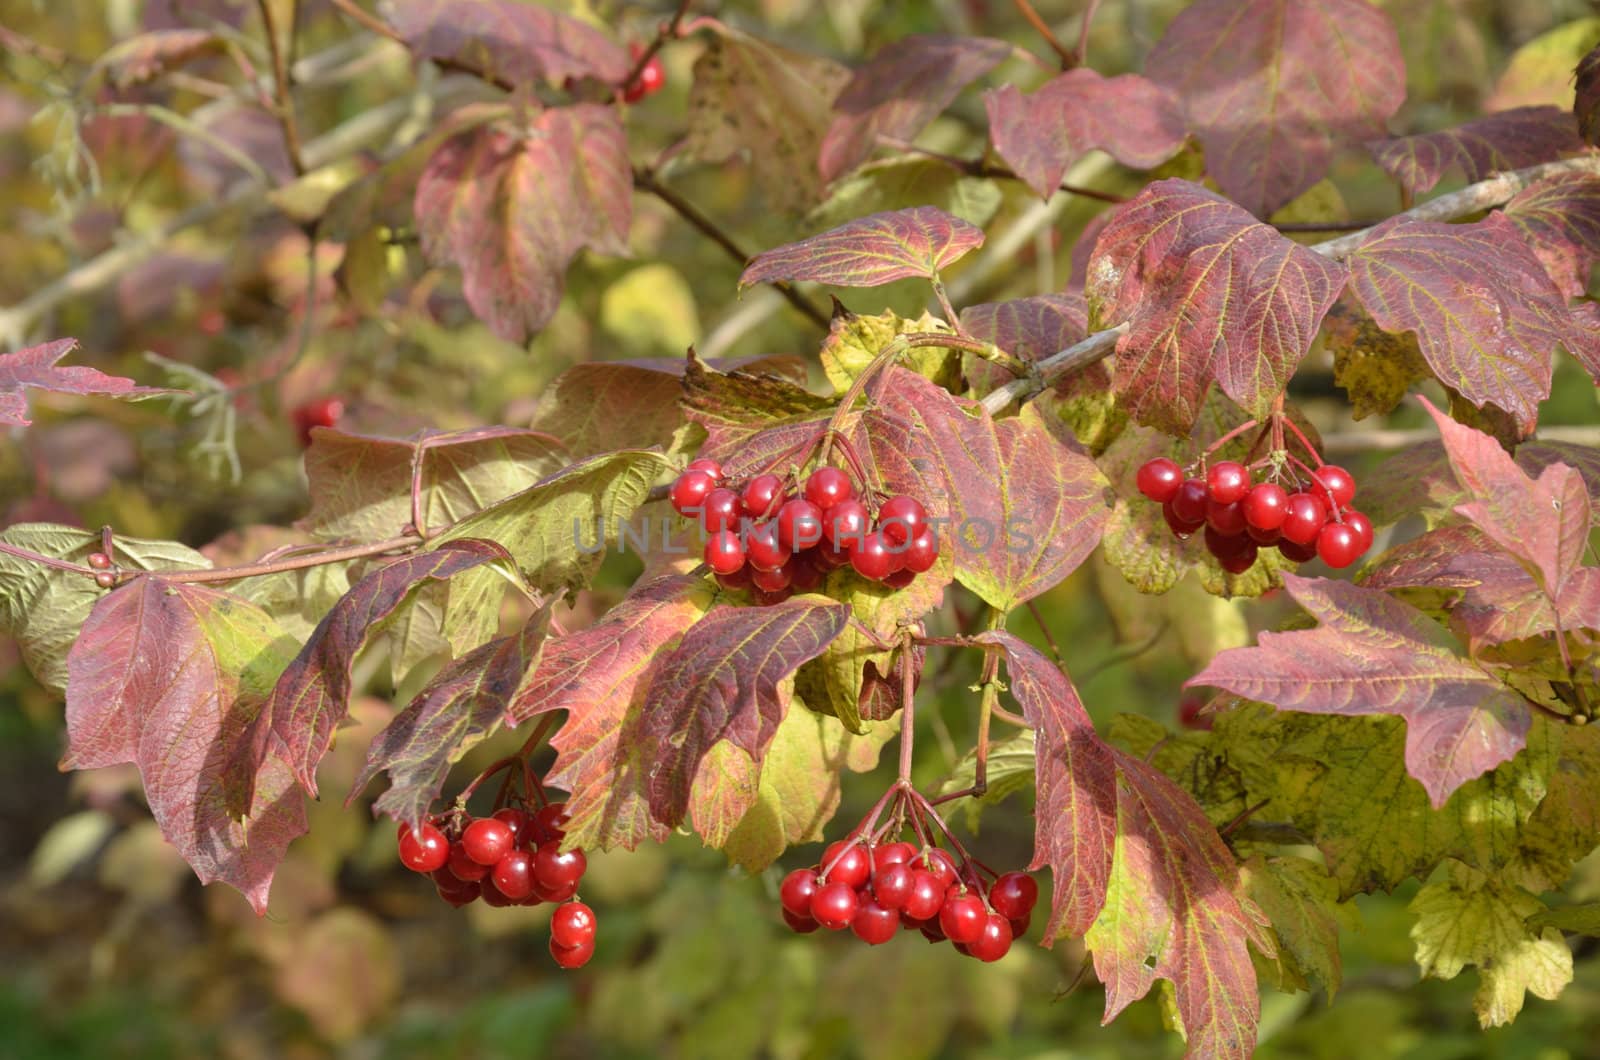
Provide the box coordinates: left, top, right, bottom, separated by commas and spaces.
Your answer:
3, 0, 1600, 1055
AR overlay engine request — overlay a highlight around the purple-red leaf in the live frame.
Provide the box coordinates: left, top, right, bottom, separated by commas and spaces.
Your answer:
739, 206, 984, 289
350, 611, 550, 830
1578, 44, 1600, 146
985, 69, 1186, 199
1085, 179, 1346, 432
415, 106, 631, 342
641, 599, 850, 827
390, 0, 630, 87
1419, 396, 1592, 598
511, 575, 711, 849
1502, 172, 1600, 298
959, 293, 1104, 398
62, 578, 302, 914
1190, 574, 1532, 807
266, 540, 510, 796
818, 34, 1011, 181
1346, 215, 1596, 435
1368, 106, 1585, 197
1145, 0, 1405, 216
0, 338, 172, 427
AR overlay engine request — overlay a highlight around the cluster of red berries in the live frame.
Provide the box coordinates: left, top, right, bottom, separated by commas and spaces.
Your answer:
778, 839, 1036, 961
396, 804, 595, 968
669, 458, 938, 602
1135, 458, 1374, 570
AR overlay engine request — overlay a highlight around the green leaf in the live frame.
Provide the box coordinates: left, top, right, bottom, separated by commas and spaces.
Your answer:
530, 359, 704, 460
818, 308, 962, 397
934, 728, 1037, 833
1238, 855, 1353, 999
807, 156, 1004, 232
1527, 902, 1600, 936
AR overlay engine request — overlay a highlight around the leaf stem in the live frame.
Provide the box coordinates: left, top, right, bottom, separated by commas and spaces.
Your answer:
1012, 0, 1075, 66
120, 534, 423, 586
897, 631, 917, 783
0, 541, 97, 577
257, 0, 306, 175
326, 0, 403, 42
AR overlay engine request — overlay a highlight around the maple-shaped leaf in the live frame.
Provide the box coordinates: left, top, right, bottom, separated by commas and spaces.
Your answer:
301, 426, 568, 542
1368, 106, 1585, 197
1344, 214, 1599, 433
684, 26, 852, 215
1321, 296, 1434, 420
1578, 43, 1600, 145
266, 540, 511, 796
0, 339, 173, 427
864, 368, 1112, 610
740, 206, 984, 289
680, 350, 835, 461
510, 574, 712, 849
530, 360, 705, 459
349, 610, 550, 830
1502, 172, 1600, 299
389, 0, 630, 87
62, 578, 302, 913
1359, 439, 1600, 530
1419, 396, 1592, 599
1085, 179, 1346, 432
985, 69, 1186, 199
818, 308, 963, 397
1191, 573, 1532, 806
640, 598, 850, 828
1145, 0, 1404, 216
1411, 865, 1573, 1027
89, 28, 223, 91
415, 106, 630, 342
818, 34, 1012, 182
1238, 855, 1349, 998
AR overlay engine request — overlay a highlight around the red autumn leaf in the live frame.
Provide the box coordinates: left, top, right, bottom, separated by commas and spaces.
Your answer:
1360, 439, 1600, 529
640, 598, 850, 827
1367, 106, 1585, 197
349, 610, 550, 830
0, 338, 173, 427
679, 351, 835, 461
389, 0, 630, 87
510, 574, 710, 849
301, 426, 568, 542
1344, 214, 1598, 434
1419, 396, 1592, 598
91, 28, 223, 91
818, 34, 1011, 182
984, 69, 1186, 199
981, 631, 1273, 1060
266, 540, 510, 796
1085, 179, 1346, 432
1578, 43, 1600, 146
739, 206, 984, 289
1502, 172, 1600, 298
864, 367, 1113, 610
1145, 0, 1404, 217
959, 293, 1105, 397
1190, 573, 1532, 807
415, 106, 631, 342
61, 578, 303, 914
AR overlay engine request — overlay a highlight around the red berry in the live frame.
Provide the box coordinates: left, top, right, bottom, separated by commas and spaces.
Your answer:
988, 872, 1038, 920
549, 934, 595, 969
780, 868, 820, 918
874, 841, 917, 870
700, 488, 741, 533
822, 499, 870, 551
804, 466, 853, 509
551, 901, 597, 949
1206, 461, 1251, 504
1217, 541, 1259, 574
447, 843, 491, 883
669, 470, 717, 516
1204, 526, 1252, 560
783, 908, 820, 933
873, 863, 915, 910
752, 585, 793, 607
534, 875, 579, 903
621, 48, 665, 103
1317, 521, 1363, 568
903, 871, 945, 920
823, 840, 871, 889
686, 458, 722, 480
716, 568, 753, 593
397, 821, 449, 873
462, 817, 515, 866
810, 880, 859, 930
1008, 914, 1031, 939
967, 913, 1014, 962
740, 474, 784, 519
1312, 464, 1357, 508
95, 571, 117, 589
704, 529, 746, 575
1163, 500, 1204, 537
916, 848, 959, 891
291, 396, 345, 446
750, 563, 792, 594
877, 496, 927, 546
1281, 492, 1329, 546
920, 918, 948, 943
1170, 478, 1208, 524
1278, 537, 1319, 563
1205, 499, 1248, 536
1136, 458, 1184, 503
435, 879, 481, 907
1243, 483, 1289, 532
849, 532, 894, 581
87, 551, 112, 570
883, 568, 916, 590
491, 807, 529, 845
532, 802, 569, 843
1246, 521, 1283, 545
776, 498, 824, 551
491, 850, 535, 901
901, 527, 938, 573
939, 890, 987, 944
788, 554, 825, 593
745, 522, 787, 572
533, 841, 587, 891
479, 879, 516, 907
851, 899, 901, 945
1342, 510, 1374, 552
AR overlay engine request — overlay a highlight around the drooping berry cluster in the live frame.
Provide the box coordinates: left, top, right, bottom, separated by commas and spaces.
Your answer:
778, 836, 1036, 961
396, 802, 595, 968
670, 457, 939, 603
1135, 457, 1374, 571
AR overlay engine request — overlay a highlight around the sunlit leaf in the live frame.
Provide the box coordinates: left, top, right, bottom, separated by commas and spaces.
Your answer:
390, 0, 630, 86
1502, 171, 1600, 297
740, 206, 984, 289
0, 338, 173, 427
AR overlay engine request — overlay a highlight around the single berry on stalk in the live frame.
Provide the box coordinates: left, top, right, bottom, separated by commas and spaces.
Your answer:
1136, 457, 1184, 502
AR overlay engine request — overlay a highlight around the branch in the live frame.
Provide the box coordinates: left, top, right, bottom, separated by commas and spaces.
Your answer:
876, 136, 1125, 203
980, 153, 1600, 416
257, 0, 307, 174
327, 0, 403, 42
1012, 0, 1075, 67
